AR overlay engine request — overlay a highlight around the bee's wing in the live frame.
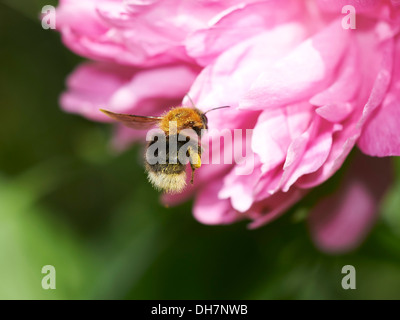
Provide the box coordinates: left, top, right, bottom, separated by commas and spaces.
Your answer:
100, 109, 162, 130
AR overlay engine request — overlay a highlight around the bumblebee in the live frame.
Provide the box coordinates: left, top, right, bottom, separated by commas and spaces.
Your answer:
100, 102, 228, 193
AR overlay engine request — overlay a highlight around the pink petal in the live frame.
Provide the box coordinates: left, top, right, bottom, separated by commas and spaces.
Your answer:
309, 42, 360, 107
108, 64, 200, 113
240, 19, 351, 110
60, 62, 198, 124
358, 38, 400, 156
56, 0, 185, 66
60, 62, 135, 121
56, 1, 140, 65
186, 0, 305, 66
247, 188, 307, 229
253, 167, 283, 199
193, 179, 241, 225
251, 109, 291, 173
356, 38, 394, 129
315, 103, 354, 123
57, 0, 107, 37
317, 0, 380, 13
392, 0, 400, 7
297, 37, 394, 188
57, 0, 251, 66
297, 111, 359, 189
188, 23, 307, 130
308, 152, 393, 253
218, 159, 262, 213
251, 102, 314, 174
358, 92, 400, 156
189, 23, 308, 108
281, 118, 336, 192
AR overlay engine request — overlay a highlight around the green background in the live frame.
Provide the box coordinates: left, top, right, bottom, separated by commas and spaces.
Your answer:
1, 0, 400, 300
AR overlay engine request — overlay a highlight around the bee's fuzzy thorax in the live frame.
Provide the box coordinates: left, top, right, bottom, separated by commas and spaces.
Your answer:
159, 107, 205, 135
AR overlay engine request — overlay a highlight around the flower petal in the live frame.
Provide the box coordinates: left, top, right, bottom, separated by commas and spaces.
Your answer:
60, 62, 135, 121
297, 37, 394, 188
252, 102, 313, 173
247, 188, 306, 229
108, 64, 200, 113
358, 38, 400, 156
240, 20, 351, 110
57, 0, 251, 66
281, 117, 336, 192
61, 62, 198, 121
308, 152, 393, 253
193, 179, 241, 225
189, 23, 307, 107
309, 42, 360, 108
218, 158, 262, 213
188, 23, 307, 130
186, 0, 305, 66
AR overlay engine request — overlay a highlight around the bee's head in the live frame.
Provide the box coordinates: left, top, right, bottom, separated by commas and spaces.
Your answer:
200, 106, 230, 131
192, 115, 207, 137
191, 105, 229, 136
200, 113, 208, 130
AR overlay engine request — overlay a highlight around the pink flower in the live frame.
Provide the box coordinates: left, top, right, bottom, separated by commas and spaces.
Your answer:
57, 0, 400, 253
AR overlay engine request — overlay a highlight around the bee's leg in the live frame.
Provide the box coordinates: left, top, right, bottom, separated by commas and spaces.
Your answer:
190, 166, 195, 185
187, 145, 201, 185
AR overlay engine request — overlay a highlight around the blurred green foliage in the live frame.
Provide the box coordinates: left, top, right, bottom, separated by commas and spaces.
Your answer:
1, 0, 400, 300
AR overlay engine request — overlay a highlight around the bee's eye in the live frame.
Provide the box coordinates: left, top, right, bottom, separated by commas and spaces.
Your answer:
193, 126, 202, 136
201, 114, 208, 129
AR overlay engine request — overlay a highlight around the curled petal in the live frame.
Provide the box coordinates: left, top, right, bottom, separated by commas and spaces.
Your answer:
252, 102, 313, 173
247, 188, 307, 229
193, 179, 242, 225
280, 117, 336, 192
358, 38, 400, 156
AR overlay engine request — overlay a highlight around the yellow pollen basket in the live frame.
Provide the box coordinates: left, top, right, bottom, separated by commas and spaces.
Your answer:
188, 146, 202, 169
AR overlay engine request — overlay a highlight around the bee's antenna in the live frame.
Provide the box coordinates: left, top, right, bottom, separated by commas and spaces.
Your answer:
185, 93, 196, 109
203, 105, 230, 115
